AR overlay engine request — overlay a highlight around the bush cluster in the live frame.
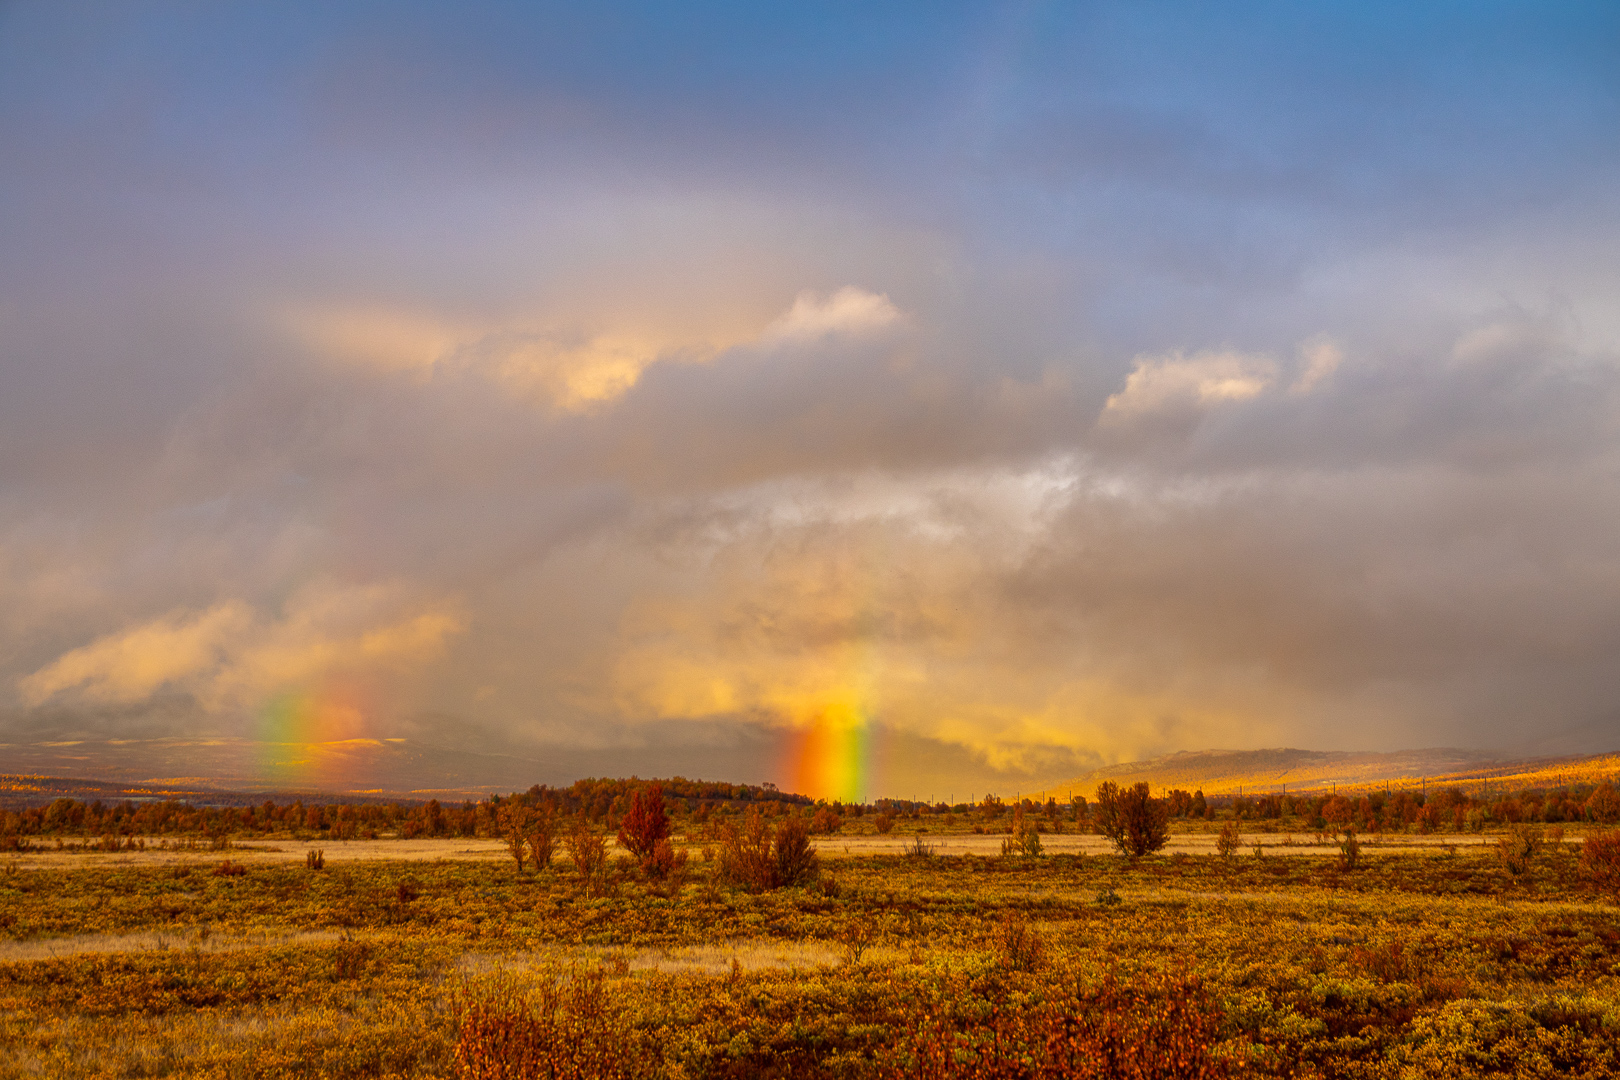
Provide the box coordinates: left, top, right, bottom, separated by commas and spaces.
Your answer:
716, 808, 819, 891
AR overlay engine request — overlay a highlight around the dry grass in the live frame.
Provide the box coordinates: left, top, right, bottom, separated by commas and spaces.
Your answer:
3, 835, 1620, 1078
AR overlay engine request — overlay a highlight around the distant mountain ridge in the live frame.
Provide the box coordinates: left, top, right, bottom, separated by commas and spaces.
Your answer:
1032, 746, 1620, 801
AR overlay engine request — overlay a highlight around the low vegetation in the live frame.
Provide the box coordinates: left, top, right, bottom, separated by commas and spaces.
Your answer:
2, 780, 1620, 1077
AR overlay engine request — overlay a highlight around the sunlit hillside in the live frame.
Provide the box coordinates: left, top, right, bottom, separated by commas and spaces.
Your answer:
1032, 748, 1620, 801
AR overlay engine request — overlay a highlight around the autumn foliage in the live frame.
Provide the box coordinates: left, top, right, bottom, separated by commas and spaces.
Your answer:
888, 972, 1230, 1080
615, 785, 670, 870
1095, 781, 1170, 858
453, 973, 640, 1080
717, 808, 819, 890
1580, 828, 1620, 901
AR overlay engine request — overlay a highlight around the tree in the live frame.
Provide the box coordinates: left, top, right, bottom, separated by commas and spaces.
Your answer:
1094, 781, 1169, 858
565, 818, 608, 896
526, 805, 557, 870
1586, 783, 1620, 825
498, 804, 530, 872
810, 806, 844, 835
616, 785, 670, 870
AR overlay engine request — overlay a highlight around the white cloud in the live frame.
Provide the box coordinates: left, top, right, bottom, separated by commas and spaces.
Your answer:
1102, 349, 1276, 419
761, 287, 902, 344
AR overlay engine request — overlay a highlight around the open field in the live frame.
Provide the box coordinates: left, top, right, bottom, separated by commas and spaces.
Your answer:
3, 821, 1619, 1079
0, 829, 1507, 871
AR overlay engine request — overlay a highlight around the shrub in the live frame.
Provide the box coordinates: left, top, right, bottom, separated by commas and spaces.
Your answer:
811, 806, 844, 834
774, 815, 820, 887
1580, 828, 1620, 901
1002, 804, 1044, 857
1001, 828, 1043, 858
887, 972, 1229, 1079
1498, 823, 1543, 877
1353, 940, 1413, 983
615, 785, 670, 869
643, 837, 687, 883
453, 973, 640, 1080
1215, 821, 1240, 860
716, 808, 776, 891
1095, 782, 1169, 858
718, 809, 819, 891
305, 848, 325, 870
874, 811, 896, 834
396, 876, 420, 903
565, 822, 609, 894
840, 920, 874, 965
212, 859, 246, 877
1339, 830, 1361, 871
996, 911, 1045, 972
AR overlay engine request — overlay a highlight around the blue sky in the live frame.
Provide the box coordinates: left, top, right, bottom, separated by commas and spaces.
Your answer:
2, 2, 1619, 795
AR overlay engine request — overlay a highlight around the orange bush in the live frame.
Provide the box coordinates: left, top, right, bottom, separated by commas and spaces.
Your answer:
889, 972, 1230, 1079
454, 973, 639, 1080
1580, 828, 1620, 901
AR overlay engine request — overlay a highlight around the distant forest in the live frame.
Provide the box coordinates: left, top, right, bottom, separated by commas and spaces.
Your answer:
3, 772, 1618, 852
0, 776, 810, 849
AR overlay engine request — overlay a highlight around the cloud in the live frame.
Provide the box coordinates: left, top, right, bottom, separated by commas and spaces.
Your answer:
1101, 349, 1277, 421
285, 287, 901, 416
602, 462, 1286, 774
18, 585, 464, 715
19, 602, 254, 707
761, 287, 902, 344
1290, 337, 1342, 395
4, 4, 1620, 793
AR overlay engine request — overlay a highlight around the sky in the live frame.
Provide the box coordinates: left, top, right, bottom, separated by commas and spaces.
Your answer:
2, 2, 1619, 801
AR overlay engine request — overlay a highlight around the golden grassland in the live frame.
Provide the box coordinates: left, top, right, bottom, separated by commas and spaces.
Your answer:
3, 820, 1620, 1079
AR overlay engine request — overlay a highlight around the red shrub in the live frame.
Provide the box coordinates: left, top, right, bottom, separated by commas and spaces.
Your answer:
889, 972, 1230, 1080
1581, 828, 1620, 901
615, 785, 670, 868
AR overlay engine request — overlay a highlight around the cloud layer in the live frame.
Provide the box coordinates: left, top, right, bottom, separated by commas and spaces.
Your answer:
2, 3, 1619, 795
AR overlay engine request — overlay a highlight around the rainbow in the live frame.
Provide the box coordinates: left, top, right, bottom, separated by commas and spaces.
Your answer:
253, 681, 371, 788
784, 699, 870, 804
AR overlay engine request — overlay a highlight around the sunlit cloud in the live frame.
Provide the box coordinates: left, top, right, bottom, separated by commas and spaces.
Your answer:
286, 287, 901, 414
1102, 349, 1277, 421
19, 584, 464, 716
761, 287, 903, 344
19, 602, 254, 707
287, 307, 463, 373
